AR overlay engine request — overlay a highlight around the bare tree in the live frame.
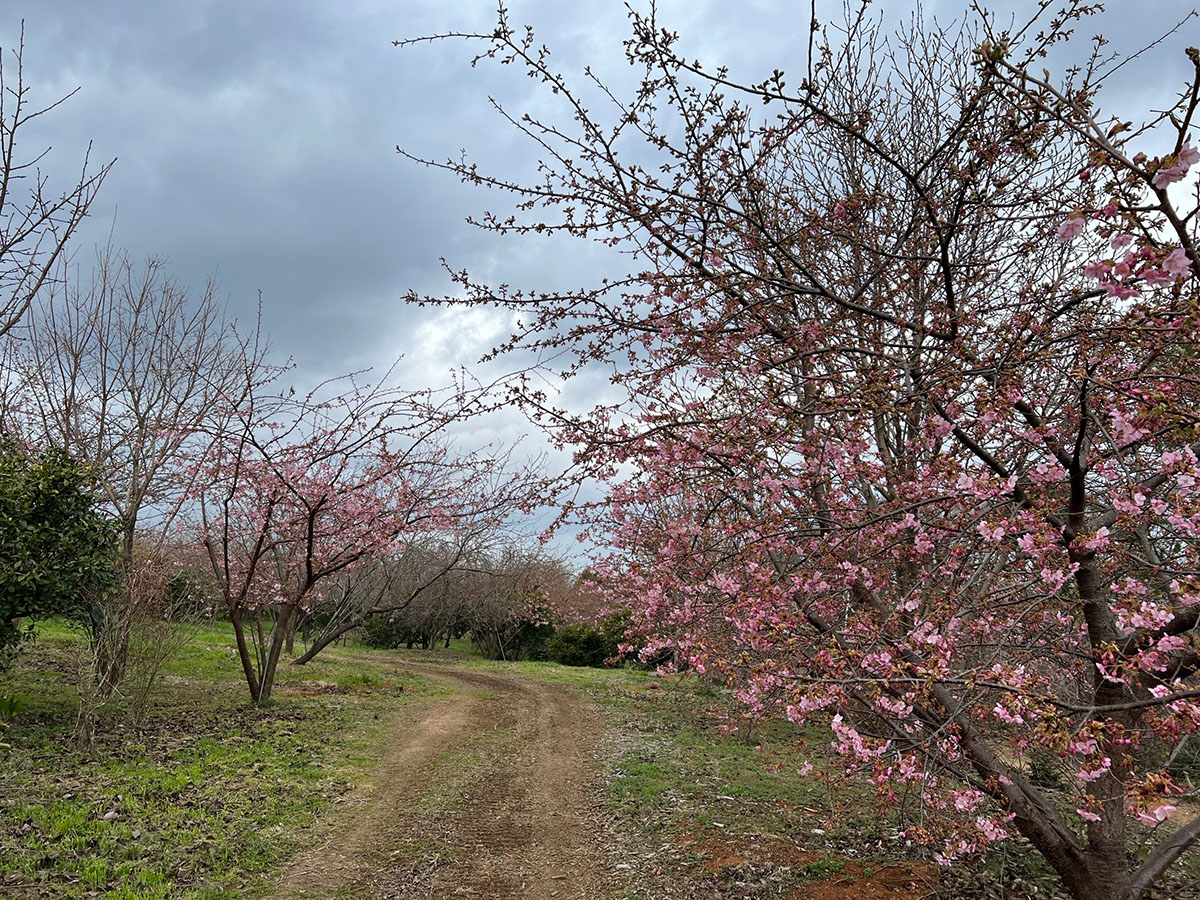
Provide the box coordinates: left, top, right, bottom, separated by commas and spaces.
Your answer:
17, 246, 255, 561
295, 535, 480, 663
0, 25, 111, 339
8, 244, 261, 721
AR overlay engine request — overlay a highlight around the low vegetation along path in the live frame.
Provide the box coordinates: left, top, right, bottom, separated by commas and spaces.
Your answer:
270, 661, 609, 900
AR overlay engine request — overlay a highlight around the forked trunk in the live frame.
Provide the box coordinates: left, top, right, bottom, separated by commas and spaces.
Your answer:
256, 604, 298, 703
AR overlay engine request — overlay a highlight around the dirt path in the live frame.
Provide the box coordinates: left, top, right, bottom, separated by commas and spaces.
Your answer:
269, 662, 608, 900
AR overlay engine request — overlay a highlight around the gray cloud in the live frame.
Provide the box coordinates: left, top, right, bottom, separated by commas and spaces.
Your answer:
4, 1, 1193, 368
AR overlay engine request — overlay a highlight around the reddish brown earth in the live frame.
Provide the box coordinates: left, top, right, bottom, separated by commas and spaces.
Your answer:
672, 827, 938, 900
784, 861, 939, 900
269, 663, 607, 900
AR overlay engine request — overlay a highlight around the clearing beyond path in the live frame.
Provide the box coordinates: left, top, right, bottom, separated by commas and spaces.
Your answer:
270, 662, 608, 900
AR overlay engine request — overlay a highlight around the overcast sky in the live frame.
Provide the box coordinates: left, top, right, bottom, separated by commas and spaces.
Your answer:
1, 0, 1196, 547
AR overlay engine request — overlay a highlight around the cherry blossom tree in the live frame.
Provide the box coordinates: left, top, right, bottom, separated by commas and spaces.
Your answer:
401, 3, 1200, 898
462, 544, 563, 661
290, 477, 539, 665
196, 363, 533, 703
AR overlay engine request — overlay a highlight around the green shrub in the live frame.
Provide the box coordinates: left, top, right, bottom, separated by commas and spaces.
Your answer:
1028, 749, 1066, 789
361, 613, 417, 649
546, 623, 617, 667
0, 438, 119, 656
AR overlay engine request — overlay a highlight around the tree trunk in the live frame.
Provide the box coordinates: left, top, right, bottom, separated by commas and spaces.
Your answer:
256, 605, 295, 703
284, 613, 299, 655
1069, 753, 1133, 900
92, 522, 138, 692
291, 618, 358, 666
946, 683, 1134, 900
75, 703, 98, 753
228, 607, 262, 701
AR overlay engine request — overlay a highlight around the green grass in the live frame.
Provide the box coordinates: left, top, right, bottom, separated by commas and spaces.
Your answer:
0, 618, 437, 899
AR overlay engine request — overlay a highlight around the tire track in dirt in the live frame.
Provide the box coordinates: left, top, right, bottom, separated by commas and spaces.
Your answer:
268, 678, 485, 898
443, 670, 606, 900
268, 661, 608, 900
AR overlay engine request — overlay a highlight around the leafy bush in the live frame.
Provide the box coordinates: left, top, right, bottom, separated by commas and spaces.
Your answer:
0, 439, 118, 656
546, 623, 618, 668
360, 613, 417, 649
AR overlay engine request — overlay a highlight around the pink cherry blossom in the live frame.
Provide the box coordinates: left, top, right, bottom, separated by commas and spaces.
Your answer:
405, 12, 1200, 896
1056, 214, 1086, 242
1162, 247, 1192, 277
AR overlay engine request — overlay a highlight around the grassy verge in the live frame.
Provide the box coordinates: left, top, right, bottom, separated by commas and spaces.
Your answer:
0, 620, 438, 900
559, 664, 921, 899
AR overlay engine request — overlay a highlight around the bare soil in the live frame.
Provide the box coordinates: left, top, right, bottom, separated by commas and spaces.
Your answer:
267, 659, 945, 900
668, 826, 938, 900
268, 662, 608, 900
